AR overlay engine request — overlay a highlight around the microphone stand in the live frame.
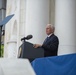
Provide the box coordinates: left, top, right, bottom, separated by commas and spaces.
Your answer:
18, 37, 26, 58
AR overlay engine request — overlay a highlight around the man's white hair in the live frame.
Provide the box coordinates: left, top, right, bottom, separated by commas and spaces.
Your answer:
47, 24, 55, 32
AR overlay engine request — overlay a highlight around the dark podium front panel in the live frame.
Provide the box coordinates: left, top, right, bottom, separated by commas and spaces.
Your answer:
19, 41, 44, 62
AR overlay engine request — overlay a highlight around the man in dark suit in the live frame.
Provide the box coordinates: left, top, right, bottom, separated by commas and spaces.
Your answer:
33, 24, 59, 57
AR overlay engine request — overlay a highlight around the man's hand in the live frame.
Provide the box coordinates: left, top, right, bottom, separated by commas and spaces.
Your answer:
33, 44, 42, 48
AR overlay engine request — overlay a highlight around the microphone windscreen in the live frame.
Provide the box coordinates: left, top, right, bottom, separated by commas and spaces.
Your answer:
26, 35, 33, 40
21, 35, 33, 41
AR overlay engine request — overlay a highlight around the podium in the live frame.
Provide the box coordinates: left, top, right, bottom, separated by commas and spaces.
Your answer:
19, 41, 44, 62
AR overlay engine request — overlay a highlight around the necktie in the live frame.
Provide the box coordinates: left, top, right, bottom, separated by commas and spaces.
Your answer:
43, 37, 49, 44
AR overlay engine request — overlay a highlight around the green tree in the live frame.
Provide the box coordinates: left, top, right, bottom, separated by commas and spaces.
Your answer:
0, 45, 4, 57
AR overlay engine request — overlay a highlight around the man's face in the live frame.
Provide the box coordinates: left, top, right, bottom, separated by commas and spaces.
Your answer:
46, 25, 52, 35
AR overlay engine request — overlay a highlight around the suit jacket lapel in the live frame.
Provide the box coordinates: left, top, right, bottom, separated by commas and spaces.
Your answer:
43, 34, 54, 45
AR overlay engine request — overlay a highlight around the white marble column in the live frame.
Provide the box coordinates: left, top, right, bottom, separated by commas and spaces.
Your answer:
25, 0, 50, 44
55, 0, 76, 55
4, 0, 20, 58
7, 35, 17, 58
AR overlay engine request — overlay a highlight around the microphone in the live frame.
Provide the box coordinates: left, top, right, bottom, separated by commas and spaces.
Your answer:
21, 35, 33, 41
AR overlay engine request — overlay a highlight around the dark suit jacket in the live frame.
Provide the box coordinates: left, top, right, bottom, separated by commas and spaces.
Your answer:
42, 34, 59, 57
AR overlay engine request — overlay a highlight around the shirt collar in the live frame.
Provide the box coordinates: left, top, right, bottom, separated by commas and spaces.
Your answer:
47, 33, 53, 37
